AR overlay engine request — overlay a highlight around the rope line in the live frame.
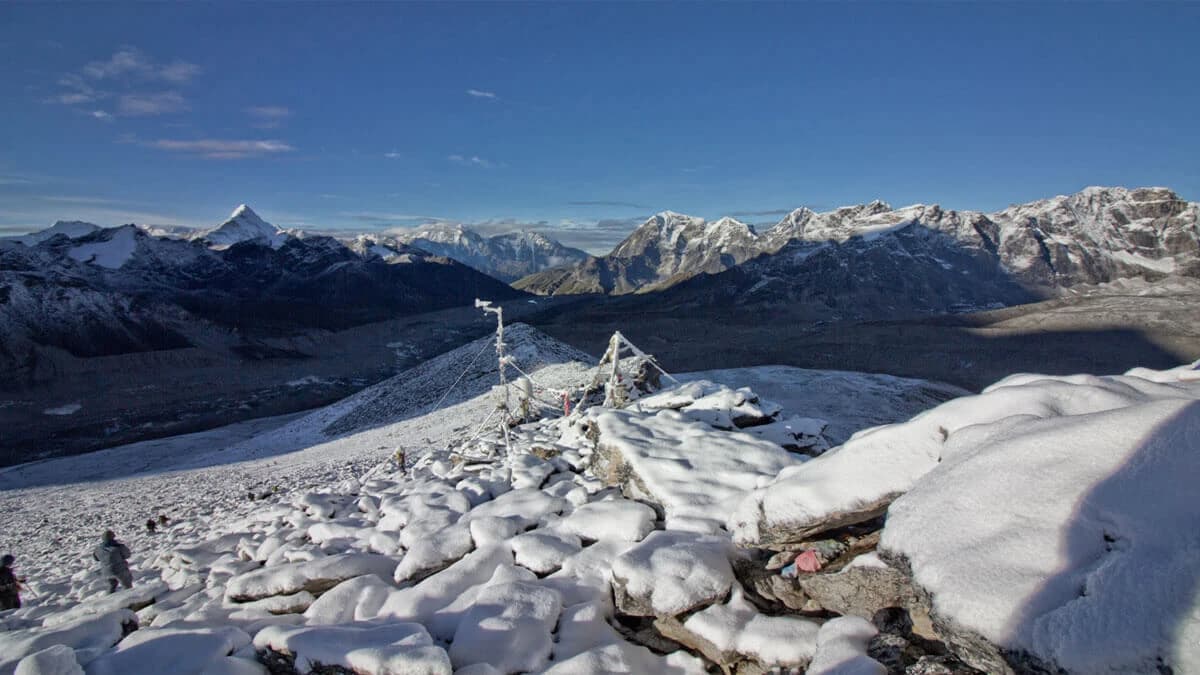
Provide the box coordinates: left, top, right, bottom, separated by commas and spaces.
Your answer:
426, 337, 495, 415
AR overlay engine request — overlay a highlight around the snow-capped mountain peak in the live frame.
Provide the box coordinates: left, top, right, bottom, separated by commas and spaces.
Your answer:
4, 220, 102, 246
201, 204, 289, 250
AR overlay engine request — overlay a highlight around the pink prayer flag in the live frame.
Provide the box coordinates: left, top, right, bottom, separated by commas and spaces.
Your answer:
795, 549, 822, 573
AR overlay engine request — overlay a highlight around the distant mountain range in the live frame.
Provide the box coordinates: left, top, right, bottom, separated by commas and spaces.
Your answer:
0, 206, 524, 382
515, 187, 1200, 300
385, 223, 590, 283
4, 187, 1196, 383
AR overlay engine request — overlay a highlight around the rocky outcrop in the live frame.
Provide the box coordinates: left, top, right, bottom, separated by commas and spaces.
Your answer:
515, 211, 763, 295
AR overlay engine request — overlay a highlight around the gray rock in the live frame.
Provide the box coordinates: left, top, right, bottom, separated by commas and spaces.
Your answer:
796, 561, 921, 620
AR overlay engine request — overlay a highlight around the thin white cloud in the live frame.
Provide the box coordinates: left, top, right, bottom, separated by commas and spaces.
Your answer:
51, 74, 104, 105
119, 92, 188, 116
448, 154, 496, 169
158, 61, 202, 84
52, 92, 95, 105
36, 195, 130, 206
246, 106, 291, 118
384, 151, 402, 159
150, 139, 295, 159
82, 47, 200, 84
246, 106, 291, 128
49, 47, 200, 116
90, 110, 114, 122
466, 89, 497, 99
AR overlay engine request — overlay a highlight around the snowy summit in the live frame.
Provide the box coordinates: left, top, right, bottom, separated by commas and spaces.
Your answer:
200, 205, 290, 250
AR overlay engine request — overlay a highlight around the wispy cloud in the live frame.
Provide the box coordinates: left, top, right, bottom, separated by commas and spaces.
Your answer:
539, 217, 645, 254
0, 174, 37, 186
119, 92, 188, 116
52, 74, 104, 105
384, 151, 402, 159
82, 47, 200, 84
346, 212, 454, 226
568, 200, 652, 210
448, 154, 497, 168
246, 106, 291, 128
681, 164, 715, 174
36, 195, 130, 206
466, 89, 497, 99
149, 139, 295, 159
49, 47, 200, 118
727, 208, 794, 217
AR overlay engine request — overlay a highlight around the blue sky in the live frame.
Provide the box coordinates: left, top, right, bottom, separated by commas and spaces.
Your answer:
1, 2, 1198, 253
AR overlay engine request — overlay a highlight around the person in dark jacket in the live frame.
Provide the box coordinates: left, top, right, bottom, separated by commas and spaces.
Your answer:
92, 530, 132, 593
0, 554, 21, 610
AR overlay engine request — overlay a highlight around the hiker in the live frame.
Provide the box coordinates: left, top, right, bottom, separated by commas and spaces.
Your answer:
92, 530, 132, 593
0, 554, 22, 610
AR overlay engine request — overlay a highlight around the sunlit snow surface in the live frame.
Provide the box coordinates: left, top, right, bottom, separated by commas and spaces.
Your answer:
2, 325, 1195, 673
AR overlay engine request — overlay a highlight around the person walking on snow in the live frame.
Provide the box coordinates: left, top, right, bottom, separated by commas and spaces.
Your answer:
93, 530, 132, 593
0, 554, 22, 610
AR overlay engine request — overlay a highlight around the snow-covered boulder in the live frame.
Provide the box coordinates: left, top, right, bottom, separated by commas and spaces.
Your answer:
552, 499, 656, 543
592, 407, 796, 531
806, 616, 886, 675
509, 530, 581, 575
303, 575, 392, 625
253, 622, 451, 675
610, 531, 737, 618
448, 580, 563, 673
880, 395, 1200, 674
224, 554, 396, 602
0, 610, 135, 675
731, 366, 1200, 548
669, 586, 822, 670
376, 545, 516, 641
41, 582, 169, 628
12, 645, 83, 675
393, 522, 473, 584
84, 626, 256, 675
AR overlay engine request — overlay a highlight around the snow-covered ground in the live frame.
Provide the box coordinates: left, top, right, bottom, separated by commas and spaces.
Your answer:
2, 323, 1196, 674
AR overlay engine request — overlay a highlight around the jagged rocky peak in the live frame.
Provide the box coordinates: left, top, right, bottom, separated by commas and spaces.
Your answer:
610, 210, 707, 258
